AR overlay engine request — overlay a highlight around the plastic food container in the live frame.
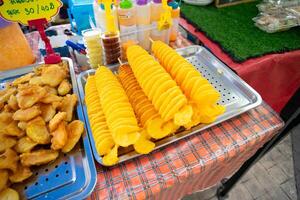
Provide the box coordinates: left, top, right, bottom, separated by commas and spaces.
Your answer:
253, 12, 298, 33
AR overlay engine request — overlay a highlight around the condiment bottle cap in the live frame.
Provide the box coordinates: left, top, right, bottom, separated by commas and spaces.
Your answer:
168, 1, 179, 9
153, 0, 162, 3
120, 0, 133, 8
136, 0, 148, 5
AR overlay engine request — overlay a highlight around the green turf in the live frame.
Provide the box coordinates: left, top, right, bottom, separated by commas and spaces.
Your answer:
180, 2, 300, 62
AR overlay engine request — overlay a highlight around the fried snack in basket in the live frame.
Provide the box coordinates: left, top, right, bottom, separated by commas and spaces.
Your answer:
50, 122, 68, 150
0, 134, 16, 152
40, 103, 56, 122
85, 75, 118, 165
0, 188, 19, 200
58, 94, 77, 122
62, 120, 84, 153
14, 137, 38, 153
0, 88, 16, 104
41, 64, 67, 87
151, 41, 225, 126
9, 163, 32, 183
58, 79, 72, 96
16, 85, 47, 109
26, 116, 51, 144
13, 105, 41, 121
20, 149, 59, 166
4, 121, 24, 137
127, 45, 193, 127
119, 65, 176, 141
95, 67, 140, 147
0, 148, 19, 173
0, 169, 8, 191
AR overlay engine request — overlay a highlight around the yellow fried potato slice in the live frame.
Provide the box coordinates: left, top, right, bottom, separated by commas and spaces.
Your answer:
29, 76, 43, 85
13, 105, 41, 121
26, 117, 51, 144
12, 73, 34, 86
14, 136, 38, 153
146, 118, 174, 139
41, 64, 67, 87
9, 163, 32, 183
59, 94, 77, 122
43, 86, 57, 95
96, 137, 115, 156
20, 149, 59, 166
102, 145, 119, 166
0, 149, 19, 173
7, 95, 18, 111
39, 93, 62, 104
0, 134, 16, 153
62, 120, 84, 153
4, 121, 24, 137
0, 88, 16, 104
49, 112, 67, 132
133, 130, 155, 154
17, 121, 27, 131
0, 188, 19, 200
51, 122, 68, 150
40, 103, 56, 122
58, 79, 72, 96
16, 85, 47, 109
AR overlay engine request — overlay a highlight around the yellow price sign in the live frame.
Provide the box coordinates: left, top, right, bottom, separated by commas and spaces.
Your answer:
0, 0, 63, 25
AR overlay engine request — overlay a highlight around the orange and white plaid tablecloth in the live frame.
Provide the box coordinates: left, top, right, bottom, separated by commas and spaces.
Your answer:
26, 26, 284, 200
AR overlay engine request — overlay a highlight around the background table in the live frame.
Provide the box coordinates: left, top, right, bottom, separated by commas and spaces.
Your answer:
25, 26, 284, 199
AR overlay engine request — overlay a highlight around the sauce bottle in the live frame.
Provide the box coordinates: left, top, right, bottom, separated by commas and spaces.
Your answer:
168, 1, 180, 42
150, 0, 164, 41
0, 19, 35, 71
136, 0, 151, 50
118, 0, 137, 40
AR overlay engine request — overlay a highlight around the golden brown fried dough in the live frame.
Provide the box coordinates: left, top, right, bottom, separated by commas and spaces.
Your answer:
51, 122, 68, 150
4, 121, 24, 137
0, 112, 13, 132
13, 105, 41, 121
20, 149, 59, 166
40, 104, 56, 122
12, 73, 34, 86
39, 93, 62, 104
29, 76, 43, 85
62, 120, 84, 153
16, 85, 47, 109
14, 137, 38, 153
49, 112, 67, 132
58, 79, 72, 96
0, 134, 16, 153
59, 94, 77, 122
0, 148, 19, 173
0, 88, 16, 104
9, 163, 33, 183
0, 102, 4, 110
0, 188, 19, 200
17, 121, 27, 131
41, 65, 67, 87
43, 86, 58, 95
7, 95, 18, 111
26, 117, 51, 144
0, 169, 8, 191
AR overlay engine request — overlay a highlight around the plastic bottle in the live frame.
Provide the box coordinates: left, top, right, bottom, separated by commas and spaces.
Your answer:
118, 0, 137, 40
150, 0, 164, 41
136, 0, 151, 50
168, 1, 180, 42
0, 19, 35, 71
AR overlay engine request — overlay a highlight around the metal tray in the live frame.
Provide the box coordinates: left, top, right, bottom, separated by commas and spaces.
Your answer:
77, 46, 262, 165
0, 58, 97, 199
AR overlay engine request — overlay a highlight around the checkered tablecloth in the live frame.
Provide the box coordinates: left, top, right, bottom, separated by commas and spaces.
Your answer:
26, 25, 284, 200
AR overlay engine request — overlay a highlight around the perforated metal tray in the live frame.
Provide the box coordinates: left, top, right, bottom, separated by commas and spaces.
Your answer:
0, 58, 97, 200
77, 45, 262, 165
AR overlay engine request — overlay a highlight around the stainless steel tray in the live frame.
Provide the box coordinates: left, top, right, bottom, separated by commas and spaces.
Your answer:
0, 58, 97, 200
77, 45, 262, 165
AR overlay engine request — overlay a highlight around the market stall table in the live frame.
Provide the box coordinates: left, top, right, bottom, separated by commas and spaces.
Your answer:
25, 26, 284, 199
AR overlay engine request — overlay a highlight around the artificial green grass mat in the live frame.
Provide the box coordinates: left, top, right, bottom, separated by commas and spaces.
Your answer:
180, 2, 300, 62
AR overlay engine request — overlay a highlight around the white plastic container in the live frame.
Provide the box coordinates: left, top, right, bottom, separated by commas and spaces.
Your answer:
94, 2, 119, 33
150, 0, 164, 41
118, 0, 137, 41
168, 1, 180, 42
136, 0, 151, 50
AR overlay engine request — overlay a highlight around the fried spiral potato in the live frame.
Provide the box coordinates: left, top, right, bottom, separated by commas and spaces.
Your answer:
151, 41, 225, 126
95, 67, 140, 147
118, 65, 175, 141
127, 45, 193, 126
85, 76, 117, 164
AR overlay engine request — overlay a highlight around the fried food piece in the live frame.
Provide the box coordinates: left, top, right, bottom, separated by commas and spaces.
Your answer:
59, 94, 77, 122
0, 88, 16, 104
40, 103, 56, 122
7, 95, 18, 111
50, 122, 68, 150
49, 112, 67, 132
14, 137, 38, 153
0, 134, 16, 153
12, 72, 34, 86
0, 102, 4, 110
43, 86, 58, 95
4, 121, 24, 137
20, 149, 59, 166
0, 112, 13, 132
9, 163, 32, 183
13, 105, 41, 121
29, 76, 43, 85
0, 149, 19, 173
62, 120, 84, 153
0, 188, 19, 200
41, 64, 67, 87
26, 117, 51, 144
16, 85, 47, 109
0, 170, 8, 191
3, 105, 12, 112
39, 93, 62, 104
58, 79, 72, 96
18, 121, 27, 131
